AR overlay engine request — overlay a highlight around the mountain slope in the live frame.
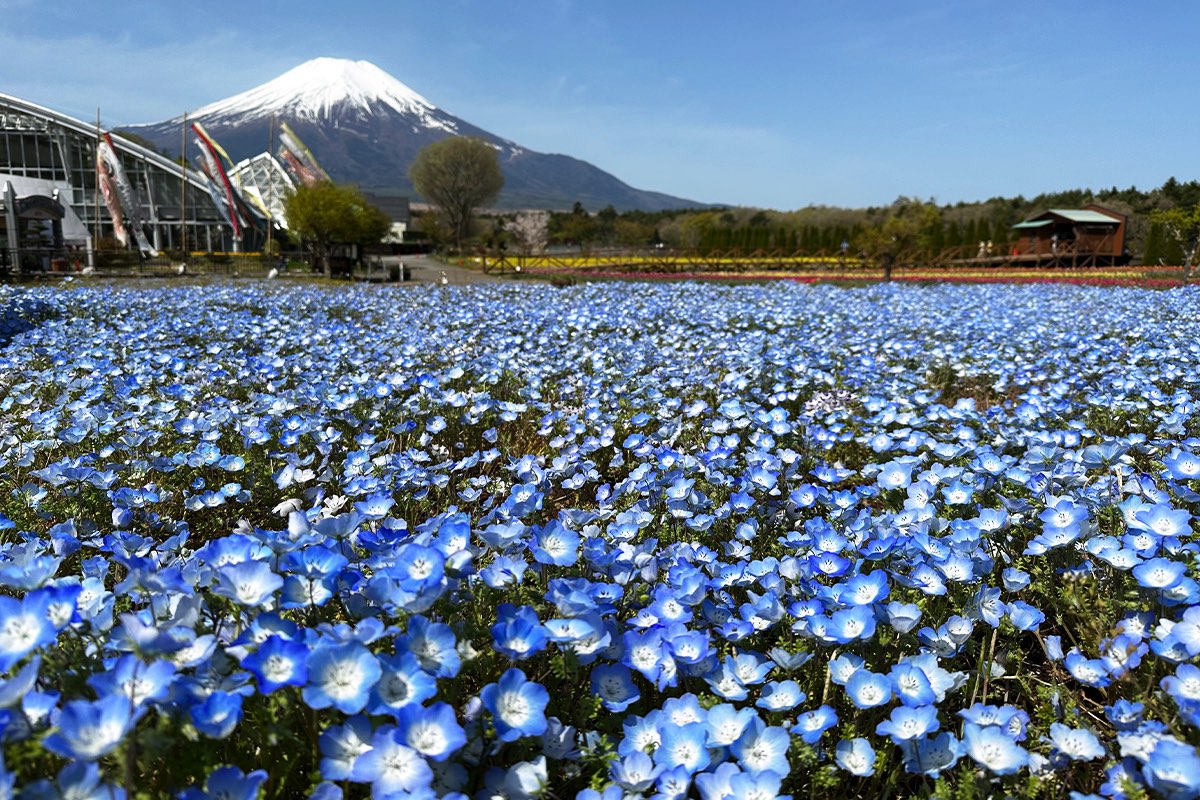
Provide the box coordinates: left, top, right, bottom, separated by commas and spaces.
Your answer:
120, 58, 710, 211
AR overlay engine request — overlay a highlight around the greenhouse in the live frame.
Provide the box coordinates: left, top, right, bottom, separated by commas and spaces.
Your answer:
0, 93, 264, 273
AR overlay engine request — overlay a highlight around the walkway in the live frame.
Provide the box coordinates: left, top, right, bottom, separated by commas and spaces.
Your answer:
395, 254, 500, 286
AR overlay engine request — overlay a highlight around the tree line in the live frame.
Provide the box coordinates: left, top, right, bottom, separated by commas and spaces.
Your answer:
282, 130, 1200, 270
447, 178, 1200, 265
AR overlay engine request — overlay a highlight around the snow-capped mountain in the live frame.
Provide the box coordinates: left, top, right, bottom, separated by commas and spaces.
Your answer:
120, 57, 707, 211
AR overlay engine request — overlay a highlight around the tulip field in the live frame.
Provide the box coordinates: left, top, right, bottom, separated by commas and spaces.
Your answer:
0, 279, 1198, 799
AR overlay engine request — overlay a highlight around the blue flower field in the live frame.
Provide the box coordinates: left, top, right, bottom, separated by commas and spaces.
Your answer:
0, 280, 1198, 799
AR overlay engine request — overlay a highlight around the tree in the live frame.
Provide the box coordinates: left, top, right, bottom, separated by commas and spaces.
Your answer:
550, 202, 596, 252
506, 210, 550, 256
855, 199, 941, 279
284, 182, 391, 278
408, 137, 504, 252
1142, 220, 1166, 265
1149, 205, 1200, 272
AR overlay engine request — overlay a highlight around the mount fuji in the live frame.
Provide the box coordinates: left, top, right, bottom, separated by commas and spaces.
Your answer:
119, 57, 709, 211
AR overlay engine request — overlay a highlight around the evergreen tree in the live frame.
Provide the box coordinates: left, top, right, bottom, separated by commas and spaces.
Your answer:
945, 221, 962, 249
963, 219, 979, 249
1142, 221, 1166, 265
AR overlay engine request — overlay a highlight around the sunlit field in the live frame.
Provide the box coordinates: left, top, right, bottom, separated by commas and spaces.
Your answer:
0, 280, 1198, 799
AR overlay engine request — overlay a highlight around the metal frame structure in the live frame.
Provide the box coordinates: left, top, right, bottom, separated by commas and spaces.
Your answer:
0, 92, 256, 273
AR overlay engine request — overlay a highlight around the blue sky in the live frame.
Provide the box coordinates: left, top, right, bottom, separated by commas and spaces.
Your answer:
0, 1, 1192, 210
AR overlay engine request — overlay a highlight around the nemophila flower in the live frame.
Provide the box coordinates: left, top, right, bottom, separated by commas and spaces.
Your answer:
212, 560, 283, 607
876, 460, 914, 490
87, 655, 177, 706
889, 662, 936, 707
590, 663, 641, 712
241, 634, 308, 694
530, 520, 579, 566
1041, 496, 1090, 530
846, 669, 893, 709
43, 694, 147, 760
835, 737, 876, 777
969, 585, 1006, 627
885, 601, 922, 634
838, 569, 890, 606
303, 641, 381, 714
662, 623, 710, 668
479, 555, 528, 588
794, 704, 838, 744
1105, 699, 1145, 732
353, 490, 394, 520
767, 646, 812, 673
937, 552, 979, 584
1001, 567, 1031, 591
809, 551, 852, 578
479, 520, 528, 551
0, 655, 40, 709
179, 766, 268, 800
481, 667, 549, 742
388, 542, 446, 592
828, 605, 876, 644
876, 704, 940, 743
705, 703, 757, 748
319, 715, 374, 781
190, 690, 243, 739
1162, 663, 1200, 704
22, 761, 125, 800
958, 703, 1029, 741
349, 725, 434, 796
962, 722, 1029, 776
1142, 739, 1200, 800
1065, 652, 1108, 690
368, 652, 438, 715
395, 702, 466, 762
611, 751, 660, 793
828, 653, 864, 686
491, 603, 549, 661
0, 590, 59, 672
904, 563, 947, 596
756, 679, 806, 712
1006, 600, 1046, 632
1163, 448, 1200, 481
1046, 723, 1105, 761
661, 694, 704, 727
1133, 557, 1187, 590
399, 616, 460, 679
619, 712, 664, 758
730, 718, 791, 777
523, 717, 573, 768
898, 731, 962, 777
654, 721, 710, 774
1133, 503, 1192, 539
624, 628, 673, 689
941, 480, 974, 505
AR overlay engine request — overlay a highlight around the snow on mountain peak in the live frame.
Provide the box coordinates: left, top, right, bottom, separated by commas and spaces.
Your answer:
191, 57, 446, 124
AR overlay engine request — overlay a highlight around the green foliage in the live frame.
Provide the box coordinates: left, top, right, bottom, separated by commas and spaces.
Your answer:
283, 182, 391, 277
408, 136, 504, 252
1149, 204, 1200, 267
1142, 220, 1166, 265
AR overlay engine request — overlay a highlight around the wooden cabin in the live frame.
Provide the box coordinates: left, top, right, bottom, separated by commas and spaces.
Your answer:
1010, 204, 1128, 266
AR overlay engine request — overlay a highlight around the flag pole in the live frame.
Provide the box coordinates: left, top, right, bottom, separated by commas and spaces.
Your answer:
180, 112, 188, 259
266, 112, 274, 256
93, 108, 101, 247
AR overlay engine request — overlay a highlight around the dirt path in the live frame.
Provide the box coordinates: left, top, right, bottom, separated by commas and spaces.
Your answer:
396, 254, 500, 285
